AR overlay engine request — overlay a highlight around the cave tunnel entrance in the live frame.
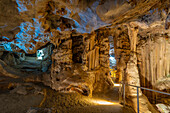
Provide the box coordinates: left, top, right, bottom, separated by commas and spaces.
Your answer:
0, 44, 53, 73
108, 36, 117, 83
72, 35, 84, 63
108, 35, 126, 107
19, 44, 53, 72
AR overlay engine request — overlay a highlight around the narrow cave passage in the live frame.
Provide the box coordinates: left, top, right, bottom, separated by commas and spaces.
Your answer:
108, 36, 117, 83
107, 35, 126, 109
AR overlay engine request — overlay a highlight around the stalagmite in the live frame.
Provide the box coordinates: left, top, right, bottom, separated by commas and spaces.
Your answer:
126, 23, 142, 96
116, 54, 126, 83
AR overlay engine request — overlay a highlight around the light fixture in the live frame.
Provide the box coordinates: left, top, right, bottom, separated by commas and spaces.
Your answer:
37, 50, 44, 60
114, 83, 120, 87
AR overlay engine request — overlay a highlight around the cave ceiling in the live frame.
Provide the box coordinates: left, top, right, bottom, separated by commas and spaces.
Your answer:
0, 0, 169, 54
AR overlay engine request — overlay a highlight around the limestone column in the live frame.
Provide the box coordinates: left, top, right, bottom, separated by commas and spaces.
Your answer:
126, 53, 142, 96
126, 22, 142, 96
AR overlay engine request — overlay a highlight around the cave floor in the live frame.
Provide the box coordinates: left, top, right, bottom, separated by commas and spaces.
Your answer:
64, 87, 135, 113
0, 73, 135, 113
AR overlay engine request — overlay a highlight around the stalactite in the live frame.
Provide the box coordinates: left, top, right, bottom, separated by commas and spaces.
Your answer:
142, 45, 146, 94
137, 35, 170, 104
127, 23, 139, 52
95, 46, 100, 68
89, 51, 92, 70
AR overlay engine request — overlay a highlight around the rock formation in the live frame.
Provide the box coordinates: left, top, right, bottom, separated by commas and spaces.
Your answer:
49, 30, 114, 96
0, 0, 170, 112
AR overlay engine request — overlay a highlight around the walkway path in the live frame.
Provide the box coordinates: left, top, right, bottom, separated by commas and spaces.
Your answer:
65, 87, 135, 113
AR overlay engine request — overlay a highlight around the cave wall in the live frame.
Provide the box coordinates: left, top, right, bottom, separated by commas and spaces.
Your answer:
113, 21, 170, 87
112, 26, 130, 82
0, 0, 118, 96
49, 30, 113, 96
137, 34, 170, 103
138, 36, 170, 87
112, 18, 170, 111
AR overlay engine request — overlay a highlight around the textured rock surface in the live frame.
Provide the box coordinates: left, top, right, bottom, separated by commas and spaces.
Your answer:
0, 0, 169, 53
112, 11, 170, 112
0, 0, 170, 113
155, 77, 170, 90
49, 31, 113, 96
125, 53, 142, 96
138, 36, 170, 89
137, 23, 170, 104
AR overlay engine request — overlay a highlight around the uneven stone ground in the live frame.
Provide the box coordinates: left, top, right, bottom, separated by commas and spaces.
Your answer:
0, 92, 43, 113
0, 73, 135, 113
0, 73, 44, 113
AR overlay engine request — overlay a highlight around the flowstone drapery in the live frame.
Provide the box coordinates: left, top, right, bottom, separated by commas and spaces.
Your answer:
49, 31, 113, 96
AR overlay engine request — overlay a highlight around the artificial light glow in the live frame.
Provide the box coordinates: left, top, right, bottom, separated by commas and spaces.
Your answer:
114, 83, 120, 87
37, 50, 44, 60
90, 99, 118, 105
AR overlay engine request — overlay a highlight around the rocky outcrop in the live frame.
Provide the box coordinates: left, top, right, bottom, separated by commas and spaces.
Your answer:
155, 76, 170, 90
138, 37, 170, 90
49, 30, 113, 96
112, 17, 170, 112
0, 0, 116, 97
0, 59, 19, 78
137, 27, 170, 105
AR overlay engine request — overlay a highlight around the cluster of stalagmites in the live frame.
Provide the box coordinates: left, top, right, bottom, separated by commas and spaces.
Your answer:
112, 18, 170, 112
49, 30, 113, 96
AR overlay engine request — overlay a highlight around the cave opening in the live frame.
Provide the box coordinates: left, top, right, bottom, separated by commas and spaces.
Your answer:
0, 44, 53, 73
25, 53, 36, 57
72, 35, 84, 63
108, 36, 117, 83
